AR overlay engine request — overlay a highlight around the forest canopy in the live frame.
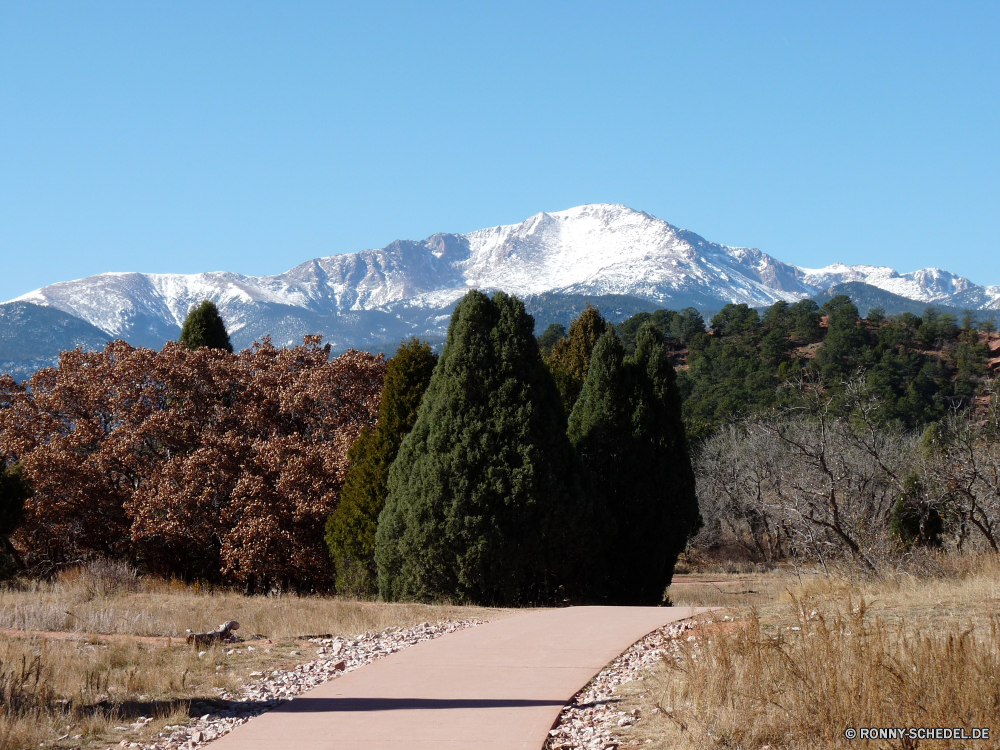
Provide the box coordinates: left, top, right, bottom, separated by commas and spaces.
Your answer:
596, 297, 997, 441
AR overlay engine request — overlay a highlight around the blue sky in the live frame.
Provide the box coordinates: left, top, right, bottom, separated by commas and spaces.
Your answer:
1, 1, 998, 302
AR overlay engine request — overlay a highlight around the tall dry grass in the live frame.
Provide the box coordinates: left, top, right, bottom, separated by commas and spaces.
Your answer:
0, 560, 506, 639
625, 554, 1000, 749
647, 604, 999, 748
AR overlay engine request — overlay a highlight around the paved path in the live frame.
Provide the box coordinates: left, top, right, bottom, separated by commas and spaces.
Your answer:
208, 605, 713, 750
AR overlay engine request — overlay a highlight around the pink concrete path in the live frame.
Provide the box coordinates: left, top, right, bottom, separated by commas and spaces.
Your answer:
208, 605, 712, 750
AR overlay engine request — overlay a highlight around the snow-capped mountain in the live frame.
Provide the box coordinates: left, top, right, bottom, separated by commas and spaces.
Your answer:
797, 264, 981, 303
7, 204, 1000, 354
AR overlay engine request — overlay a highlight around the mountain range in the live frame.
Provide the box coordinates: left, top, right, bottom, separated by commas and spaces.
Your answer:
3, 204, 998, 374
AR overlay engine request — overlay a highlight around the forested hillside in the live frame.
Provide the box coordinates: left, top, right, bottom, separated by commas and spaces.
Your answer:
535, 296, 1000, 574
605, 297, 999, 441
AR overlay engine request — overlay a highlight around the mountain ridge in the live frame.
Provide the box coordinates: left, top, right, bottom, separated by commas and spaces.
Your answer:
6, 204, 999, 358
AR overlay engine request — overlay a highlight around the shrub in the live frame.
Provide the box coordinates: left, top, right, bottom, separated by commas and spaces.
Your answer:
0, 337, 385, 591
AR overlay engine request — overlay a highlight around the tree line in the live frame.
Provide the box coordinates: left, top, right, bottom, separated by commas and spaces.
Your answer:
4, 291, 988, 595
0, 297, 702, 605
566, 296, 994, 441
694, 376, 1000, 571
327, 291, 699, 605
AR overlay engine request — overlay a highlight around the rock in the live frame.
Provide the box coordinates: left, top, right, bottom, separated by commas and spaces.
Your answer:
186, 621, 240, 647
332, 660, 346, 671
192, 731, 204, 742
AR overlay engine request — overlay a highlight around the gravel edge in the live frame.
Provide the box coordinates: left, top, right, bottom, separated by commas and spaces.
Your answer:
117, 619, 485, 750
543, 618, 704, 750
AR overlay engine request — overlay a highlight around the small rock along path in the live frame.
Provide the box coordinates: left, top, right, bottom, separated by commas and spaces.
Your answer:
207, 605, 712, 750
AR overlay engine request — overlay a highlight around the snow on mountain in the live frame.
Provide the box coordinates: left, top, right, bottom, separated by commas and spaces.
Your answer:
8, 204, 1000, 353
798, 264, 979, 303
456, 204, 810, 306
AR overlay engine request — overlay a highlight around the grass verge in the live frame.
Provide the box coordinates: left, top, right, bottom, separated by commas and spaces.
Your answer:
616, 555, 1000, 749
0, 563, 509, 750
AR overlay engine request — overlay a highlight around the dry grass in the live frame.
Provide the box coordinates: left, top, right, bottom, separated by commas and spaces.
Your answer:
617, 555, 1000, 749
666, 572, 789, 609
0, 560, 503, 639
0, 562, 511, 750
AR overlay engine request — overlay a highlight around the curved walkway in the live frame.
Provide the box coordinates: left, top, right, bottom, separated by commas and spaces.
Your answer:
208, 605, 712, 749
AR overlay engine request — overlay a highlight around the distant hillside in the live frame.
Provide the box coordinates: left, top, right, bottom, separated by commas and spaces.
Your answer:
0, 302, 110, 380
523, 293, 666, 331
811, 282, 967, 318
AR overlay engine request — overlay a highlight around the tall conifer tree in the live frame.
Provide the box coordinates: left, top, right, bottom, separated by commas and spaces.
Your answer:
546, 304, 610, 414
325, 338, 437, 596
375, 291, 600, 605
0, 459, 30, 572
180, 300, 233, 353
568, 324, 700, 604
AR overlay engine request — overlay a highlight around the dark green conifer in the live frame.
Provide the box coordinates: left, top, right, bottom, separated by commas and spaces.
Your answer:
816, 295, 864, 378
180, 300, 233, 353
0, 460, 31, 573
325, 338, 437, 597
375, 291, 600, 605
568, 324, 700, 604
546, 304, 611, 414
536, 323, 566, 357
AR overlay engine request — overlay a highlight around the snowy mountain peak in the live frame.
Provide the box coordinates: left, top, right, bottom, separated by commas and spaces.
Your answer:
7, 203, 999, 354
800, 263, 977, 303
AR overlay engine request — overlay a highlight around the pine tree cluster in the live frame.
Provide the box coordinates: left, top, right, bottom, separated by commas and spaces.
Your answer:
333, 291, 700, 606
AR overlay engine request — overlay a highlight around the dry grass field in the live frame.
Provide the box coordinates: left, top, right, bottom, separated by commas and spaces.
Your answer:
617, 556, 1000, 749
0, 561, 508, 750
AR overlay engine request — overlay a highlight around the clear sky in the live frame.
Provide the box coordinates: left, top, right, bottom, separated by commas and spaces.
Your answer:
1, 1, 998, 302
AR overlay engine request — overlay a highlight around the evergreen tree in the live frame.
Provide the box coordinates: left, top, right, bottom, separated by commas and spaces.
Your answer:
546, 304, 611, 414
375, 291, 601, 605
568, 325, 700, 604
867, 306, 887, 327
788, 299, 823, 343
325, 338, 437, 596
711, 304, 760, 338
180, 301, 233, 353
816, 295, 864, 378
617, 307, 705, 353
0, 459, 30, 573
536, 323, 566, 357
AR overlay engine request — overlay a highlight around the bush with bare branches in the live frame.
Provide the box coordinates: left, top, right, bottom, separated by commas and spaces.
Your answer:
694, 374, 926, 572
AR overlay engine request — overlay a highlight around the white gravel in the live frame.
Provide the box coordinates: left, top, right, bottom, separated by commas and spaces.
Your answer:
105, 614, 704, 750
544, 618, 703, 750
115, 619, 484, 750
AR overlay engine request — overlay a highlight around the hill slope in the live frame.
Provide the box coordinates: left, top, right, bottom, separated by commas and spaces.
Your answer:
0, 302, 111, 380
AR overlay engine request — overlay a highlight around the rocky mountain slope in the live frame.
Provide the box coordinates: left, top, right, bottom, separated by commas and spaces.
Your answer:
0, 302, 111, 380
5, 204, 998, 363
